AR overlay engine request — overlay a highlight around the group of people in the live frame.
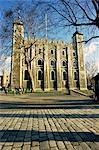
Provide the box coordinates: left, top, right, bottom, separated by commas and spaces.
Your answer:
2, 87, 23, 95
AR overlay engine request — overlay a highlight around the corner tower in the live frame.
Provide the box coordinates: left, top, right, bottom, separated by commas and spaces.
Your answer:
72, 31, 87, 90
11, 18, 24, 88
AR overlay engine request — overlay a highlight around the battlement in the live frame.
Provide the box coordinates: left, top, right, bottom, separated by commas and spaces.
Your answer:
24, 38, 71, 47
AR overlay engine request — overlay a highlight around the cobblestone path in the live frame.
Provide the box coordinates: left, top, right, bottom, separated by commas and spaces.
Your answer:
0, 95, 99, 150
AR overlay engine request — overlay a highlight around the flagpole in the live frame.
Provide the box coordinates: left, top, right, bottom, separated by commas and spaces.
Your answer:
45, 14, 48, 39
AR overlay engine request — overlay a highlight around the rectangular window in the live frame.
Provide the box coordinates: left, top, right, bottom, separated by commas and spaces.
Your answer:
74, 72, 78, 80
51, 50, 53, 54
24, 70, 29, 80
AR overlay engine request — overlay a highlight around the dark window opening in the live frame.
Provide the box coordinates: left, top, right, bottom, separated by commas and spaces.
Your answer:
73, 52, 75, 56
24, 70, 30, 80
51, 50, 53, 54
51, 71, 55, 80
73, 61, 77, 68
74, 72, 78, 80
38, 70, 43, 80
38, 59, 42, 65
63, 72, 67, 80
51, 61, 55, 66
62, 51, 65, 55
63, 61, 66, 66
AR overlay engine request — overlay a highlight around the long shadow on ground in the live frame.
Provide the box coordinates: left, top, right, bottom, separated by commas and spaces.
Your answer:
0, 99, 99, 109
0, 130, 99, 142
0, 113, 99, 118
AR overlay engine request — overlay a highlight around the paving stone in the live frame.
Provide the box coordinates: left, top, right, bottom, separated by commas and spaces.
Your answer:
49, 140, 57, 148
65, 143, 74, 150
74, 145, 83, 150
0, 145, 3, 150
80, 143, 91, 150
12, 148, 22, 150
56, 141, 66, 149
3, 142, 13, 146
13, 142, 23, 148
50, 147, 59, 150
40, 141, 49, 150
31, 146, 39, 150
87, 142, 99, 150
22, 144, 31, 150
2, 146, 12, 150
32, 141, 39, 147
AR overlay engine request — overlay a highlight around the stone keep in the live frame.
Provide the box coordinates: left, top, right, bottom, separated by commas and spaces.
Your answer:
11, 20, 87, 91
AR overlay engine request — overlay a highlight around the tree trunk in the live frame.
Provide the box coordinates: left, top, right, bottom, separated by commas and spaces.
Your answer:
27, 66, 35, 92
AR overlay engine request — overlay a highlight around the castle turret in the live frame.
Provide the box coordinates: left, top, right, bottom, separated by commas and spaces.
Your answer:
11, 18, 24, 88
72, 31, 87, 90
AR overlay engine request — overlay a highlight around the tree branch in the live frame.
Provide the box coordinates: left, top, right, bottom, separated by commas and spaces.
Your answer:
75, 0, 94, 21
49, 4, 73, 24
78, 35, 99, 43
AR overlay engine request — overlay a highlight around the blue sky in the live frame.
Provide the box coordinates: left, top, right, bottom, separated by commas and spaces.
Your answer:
0, 0, 75, 42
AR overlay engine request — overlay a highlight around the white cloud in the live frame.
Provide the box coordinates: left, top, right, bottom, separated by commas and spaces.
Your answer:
85, 42, 98, 56
84, 41, 99, 74
0, 55, 11, 75
4, 56, 11, 72
96, 61, 99, 72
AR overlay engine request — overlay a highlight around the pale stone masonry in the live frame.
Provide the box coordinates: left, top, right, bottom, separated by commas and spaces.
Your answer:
11, 19, 87, 92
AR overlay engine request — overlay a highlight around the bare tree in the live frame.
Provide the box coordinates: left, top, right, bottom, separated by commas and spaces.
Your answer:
48, 0, 99, 42
0, 1, 47, 92
86, 60, 98, 88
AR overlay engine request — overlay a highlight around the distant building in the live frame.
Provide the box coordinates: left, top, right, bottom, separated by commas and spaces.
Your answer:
11, 19, 87, 92
0, 71, 10, 88
0, 75, 3, 88
2, 71, 10, 88
93, 73, 99, 100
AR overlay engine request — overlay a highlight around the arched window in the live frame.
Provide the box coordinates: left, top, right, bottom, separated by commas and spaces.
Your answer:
63, 71, 67, 80
62, 61, 66, 66
38, 70, 43, 80
38, 59, 42, 65
51, 60, 55, 66
62, 51, 65, 55
51, 50, 53, 54
74, 72, 78, 80
73, 61, 77, 68
73, 52, 75, 56
51, 71, 55, 80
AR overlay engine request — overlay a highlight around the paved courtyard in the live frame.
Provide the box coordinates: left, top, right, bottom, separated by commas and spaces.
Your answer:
0, 93, 99, 150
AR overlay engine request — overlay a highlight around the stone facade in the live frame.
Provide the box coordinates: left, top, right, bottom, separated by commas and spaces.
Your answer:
11, 20, 87, 92
0, 71, 10, 88
0, 75, 3, 88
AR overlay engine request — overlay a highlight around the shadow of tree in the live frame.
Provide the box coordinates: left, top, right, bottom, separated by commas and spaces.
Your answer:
0, 130, 99, 142
0, 99, 99, 109
0, 113, 99, 118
